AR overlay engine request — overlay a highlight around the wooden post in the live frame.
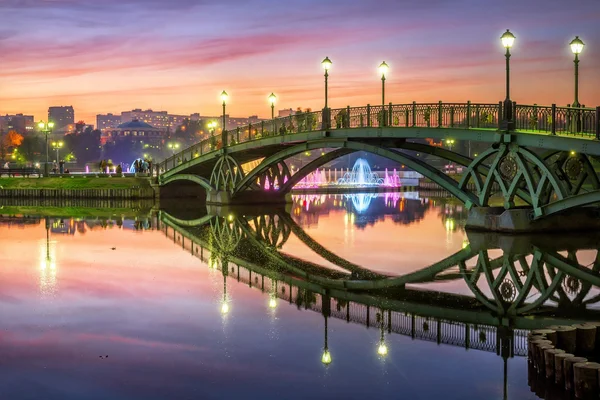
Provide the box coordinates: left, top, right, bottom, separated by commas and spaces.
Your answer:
555, 352, 575, 386
556, 325, 577, 354
564, 356, 588, 391
532, 329, 557, 346
573, 362, 600, 398
528, 334, 546, 359
532, 339, 552, 370
544, 348, 564, 379
575, 323, 596, 356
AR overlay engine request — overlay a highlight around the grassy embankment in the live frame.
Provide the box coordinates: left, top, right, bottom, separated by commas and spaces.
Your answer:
0, 177, 152, 189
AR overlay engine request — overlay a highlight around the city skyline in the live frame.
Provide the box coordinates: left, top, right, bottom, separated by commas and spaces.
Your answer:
1, 0, 599, 124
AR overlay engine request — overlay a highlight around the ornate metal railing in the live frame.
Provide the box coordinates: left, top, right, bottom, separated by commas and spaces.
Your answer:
158, 102, 600, 175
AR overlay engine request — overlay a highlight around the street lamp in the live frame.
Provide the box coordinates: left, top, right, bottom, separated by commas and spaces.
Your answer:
220, 273, 229, 315
500, 29, 515, 131
167, 142, 180, 155
51, 141, 63, 163
38, 121, 55, 176
379, 61, 389, 106
221, 90, 228, 148
321, 57, 332, 109
445, 138, 455, 151
268, 93, 277, 119
570, 36, 584, 108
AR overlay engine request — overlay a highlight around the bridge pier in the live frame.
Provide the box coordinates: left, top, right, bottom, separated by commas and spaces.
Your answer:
206, 190, 292, 206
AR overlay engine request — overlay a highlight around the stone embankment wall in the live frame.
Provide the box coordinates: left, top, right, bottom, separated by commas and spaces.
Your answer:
528, 323, 600, 398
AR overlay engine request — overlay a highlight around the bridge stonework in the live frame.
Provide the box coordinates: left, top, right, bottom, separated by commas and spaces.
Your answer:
158, 102, 600, 231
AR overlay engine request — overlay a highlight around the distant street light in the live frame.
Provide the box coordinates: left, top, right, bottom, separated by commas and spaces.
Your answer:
51, 140, 63, 162
570, 36, 584, 108
38, 120, 55, 176
268, 93, 277, 119
221, 90, 228, 147
167, 142, 180, 155
500, 29, 515, 131
208, 121, 217, 135
445, 138, 455, 151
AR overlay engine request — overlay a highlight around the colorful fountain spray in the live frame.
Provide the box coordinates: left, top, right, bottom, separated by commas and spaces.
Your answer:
295, 158, 401, 188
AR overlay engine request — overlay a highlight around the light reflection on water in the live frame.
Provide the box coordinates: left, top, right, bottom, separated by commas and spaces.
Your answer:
0, 198, 596, 400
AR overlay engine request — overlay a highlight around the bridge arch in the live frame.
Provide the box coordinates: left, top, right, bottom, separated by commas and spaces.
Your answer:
159, 173, 214, 192
234, 139, 480, 207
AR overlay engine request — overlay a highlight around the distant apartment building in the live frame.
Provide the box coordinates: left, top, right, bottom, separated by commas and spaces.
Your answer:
120, 109, 187, 130
48, 106, 75, 130
278, 109, 295, 118
96, 113, 122, 131
0, 114, 35, 134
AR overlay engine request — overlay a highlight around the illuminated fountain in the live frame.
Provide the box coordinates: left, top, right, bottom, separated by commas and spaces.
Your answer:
337, 158, 383, 186
295, 158, 401, 188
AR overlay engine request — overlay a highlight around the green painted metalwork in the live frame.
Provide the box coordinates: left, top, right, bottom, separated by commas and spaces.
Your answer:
234, 140, 480, 207
210, 154, 244, 192
159, 173, 214, 192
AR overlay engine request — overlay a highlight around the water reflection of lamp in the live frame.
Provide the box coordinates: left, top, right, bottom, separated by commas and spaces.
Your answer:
377, 310, 388, 357
321, 294, 332, 366
268, 280, 278, 310
220, 266, 230, 315
322, 316, 332, 366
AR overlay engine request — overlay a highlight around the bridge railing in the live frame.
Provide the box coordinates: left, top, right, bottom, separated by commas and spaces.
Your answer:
159, 102, 599, 175
514, 104, 597, 136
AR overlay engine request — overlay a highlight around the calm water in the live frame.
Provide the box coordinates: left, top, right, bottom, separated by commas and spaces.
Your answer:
1, 193, 598, 400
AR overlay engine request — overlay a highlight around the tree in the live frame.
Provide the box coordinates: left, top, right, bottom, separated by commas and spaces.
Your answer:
75, 120, 86, 133
0, 130, 24, 160
18, 135, 44, 162
64, 129, 101, 164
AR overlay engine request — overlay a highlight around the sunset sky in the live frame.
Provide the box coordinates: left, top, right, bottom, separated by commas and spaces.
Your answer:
1, 0, 599, 124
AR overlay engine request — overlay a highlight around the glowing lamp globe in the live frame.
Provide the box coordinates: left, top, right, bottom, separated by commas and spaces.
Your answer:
220, 90, 229, 104
501, 29, 515, 49
378, 61, 389, 77
570, 36, 585, 55
48, 122, 55, 129
38, 121, 45, 129
268, 93, 277, 105
321, 57, 332, 71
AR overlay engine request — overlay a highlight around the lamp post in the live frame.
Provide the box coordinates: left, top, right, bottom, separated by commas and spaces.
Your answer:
38, 121, 55, 176
379, 61, 389, 106
500, 29, 515, 131
321, 57, 332, 129
570, 36, 584, 108
220, 90, 228, 148
51, 141, 63, 163
268, 93, 277, 119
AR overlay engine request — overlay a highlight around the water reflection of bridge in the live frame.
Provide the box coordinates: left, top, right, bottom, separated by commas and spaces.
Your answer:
158, 211, 600, 362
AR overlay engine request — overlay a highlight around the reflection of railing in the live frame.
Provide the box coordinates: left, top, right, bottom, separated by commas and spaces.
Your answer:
158, 102, 599, 175
159, 219, 528, 357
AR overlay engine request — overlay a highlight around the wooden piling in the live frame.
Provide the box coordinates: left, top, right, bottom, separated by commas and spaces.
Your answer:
555, 352, 575, 386
574, 323, 596, 356
565, 356, 588, 391
573, 362, 600, 398
556, 325, 578, 354
533, 329, 557, 346
544, 348, 565, 379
